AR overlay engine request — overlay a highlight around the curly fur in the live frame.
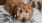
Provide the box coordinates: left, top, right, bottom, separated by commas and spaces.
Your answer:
4, 0, 33, 21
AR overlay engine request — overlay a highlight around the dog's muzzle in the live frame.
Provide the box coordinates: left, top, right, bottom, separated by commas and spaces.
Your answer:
22, 18, 26, 22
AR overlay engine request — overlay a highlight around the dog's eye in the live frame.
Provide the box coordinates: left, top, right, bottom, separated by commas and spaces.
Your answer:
20, 10, 22, 13
26, 10, 28, 13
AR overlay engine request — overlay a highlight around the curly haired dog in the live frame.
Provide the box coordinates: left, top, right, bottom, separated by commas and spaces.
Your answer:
4, 0, 33, 21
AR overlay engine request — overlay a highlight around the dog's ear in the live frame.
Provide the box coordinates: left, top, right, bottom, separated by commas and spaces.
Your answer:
37, 1, 41, 11
31, 1, 35, 8
38, 1, 42, 12
28, 1, 35, 8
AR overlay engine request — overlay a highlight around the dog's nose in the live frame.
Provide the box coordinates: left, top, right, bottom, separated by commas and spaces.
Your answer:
22, 18, 26, 22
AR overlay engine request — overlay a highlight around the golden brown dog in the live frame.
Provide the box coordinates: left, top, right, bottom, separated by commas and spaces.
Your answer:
4, 0, 33, 21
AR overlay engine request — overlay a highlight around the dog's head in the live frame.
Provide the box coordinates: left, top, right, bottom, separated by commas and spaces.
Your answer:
5, 0, 33, 21
13, 4, 33, 21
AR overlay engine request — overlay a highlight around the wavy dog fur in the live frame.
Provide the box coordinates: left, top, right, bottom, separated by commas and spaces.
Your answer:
4, 0, 33, 21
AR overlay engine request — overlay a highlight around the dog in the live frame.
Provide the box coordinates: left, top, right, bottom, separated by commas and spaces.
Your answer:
4, 0, 33, 21
0, 0, 42, 23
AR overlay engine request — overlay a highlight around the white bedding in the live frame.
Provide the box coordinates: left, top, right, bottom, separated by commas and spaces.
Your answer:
0, 5, 14, 23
